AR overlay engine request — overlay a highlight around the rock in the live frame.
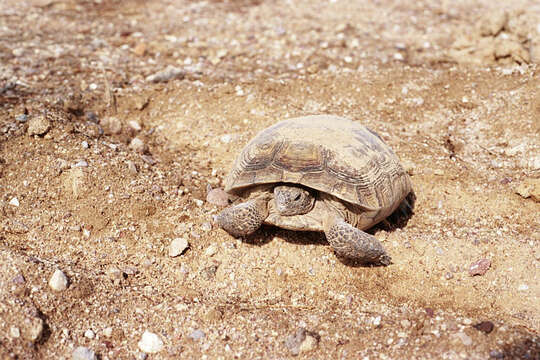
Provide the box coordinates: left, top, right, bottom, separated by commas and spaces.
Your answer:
49, 269, 69, 291
129, 137, 147, 154
84, 329, 95, 339
128, 120, 142, 131
169, 238, 189, 257
220, 134, 233, 143
469, 258, 491, 276
204, 244, 217, 257
138, 331, 164, 353
146, 65, 185, 83
455, 331, 472, 346
100, 116, 122, 135
127, 160, 138, 174
515, 178, 540, 202
9, 197, 19, 207
133, 42, 147, 56
102, 327, 113, 337
24, 317, 44, 342
478, 11, 508, 36
72, 346, 97, 360
10, 326, 20, 338
473, 321, 494, 334
206, 188, 229, 206
495, 39, 530, 64
16, 114, 28, 123
188, 329, 206, 341
27, 114, 51, 136
285, 328, 319, 355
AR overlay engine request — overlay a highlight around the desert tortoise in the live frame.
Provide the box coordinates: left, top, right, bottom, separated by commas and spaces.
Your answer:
217, 115, 414, 265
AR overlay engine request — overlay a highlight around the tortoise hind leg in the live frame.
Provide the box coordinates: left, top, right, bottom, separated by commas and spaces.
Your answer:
324, 216, 391, 266
217, 198, 269, 237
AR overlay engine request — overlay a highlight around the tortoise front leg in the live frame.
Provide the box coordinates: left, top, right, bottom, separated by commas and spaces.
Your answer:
217, 198, 269, 237
324, 215, 391, 265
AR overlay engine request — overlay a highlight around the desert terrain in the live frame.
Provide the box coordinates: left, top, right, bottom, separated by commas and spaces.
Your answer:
0, 0, 539, 359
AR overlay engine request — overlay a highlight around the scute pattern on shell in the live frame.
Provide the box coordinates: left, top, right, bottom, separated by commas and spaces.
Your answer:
225, 115, 412, 213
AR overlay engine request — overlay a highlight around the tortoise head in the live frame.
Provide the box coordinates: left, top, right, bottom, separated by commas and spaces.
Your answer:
273, 185, 315, 216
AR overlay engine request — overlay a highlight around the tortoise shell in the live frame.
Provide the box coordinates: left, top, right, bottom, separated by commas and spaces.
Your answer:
225, 115, 412, 213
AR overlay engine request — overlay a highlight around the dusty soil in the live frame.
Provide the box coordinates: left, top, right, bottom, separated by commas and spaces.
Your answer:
1, 0, 539, 359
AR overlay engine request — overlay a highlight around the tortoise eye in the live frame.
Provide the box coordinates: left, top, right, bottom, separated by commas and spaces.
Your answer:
294, 194, 302, 201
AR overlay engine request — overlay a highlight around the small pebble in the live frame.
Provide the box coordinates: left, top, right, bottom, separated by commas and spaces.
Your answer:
206, 188, 229, 206
49, 269, 69, 291
146, 65, 185, 82
129, 137, 147, 154
27, 114, 51, 136
220, 134, 232, 143
489, 350, 504, 359
9, 197, 19, 207
469, 258, 491, 276
10, 326, 21, 338
204, 244, 218, 257
25, 317, 44, 342
127, 160, 138, 174
84, 329, 95, 339
455, 332, 472, 346
518, 284, 529, 291
138, 331, 164, 353
72, 346, 97, 360
514, 178, 540, 202
169, 238, 189, 257
285, 328, 319, 355
188, 329, 206, 341
73, 160, 89, 168
473, 321, 494, 334
102, 327, 113, 337
372, 316, 382, 326
128, 120, 142, 131
82, 141, 89, 149
16, 114, 28, 123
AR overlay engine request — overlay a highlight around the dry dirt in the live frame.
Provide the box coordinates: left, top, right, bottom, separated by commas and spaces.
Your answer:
1, 0, 539, 359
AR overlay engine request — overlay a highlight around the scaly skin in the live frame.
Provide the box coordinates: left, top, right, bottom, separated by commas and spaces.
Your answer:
324, 216, 391, 265
217, 198, 269, 237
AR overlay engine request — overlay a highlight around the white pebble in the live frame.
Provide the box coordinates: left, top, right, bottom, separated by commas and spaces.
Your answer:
102, 327, 113, 337
205, 244, 218, 257
220, 134, 232, 143
89, 83, 98, 90
518, 284, 529, 291
49, 269, 68, 291
9, 197, 19, 207
373, 316, 382, 326
72, 346, 97, 360
456, 332, 472, 346
138, 331, 164, 353
82, 141, 89, 149
10, 326, 20, 338
169, 238, 189, 257
84, 329, 95, 339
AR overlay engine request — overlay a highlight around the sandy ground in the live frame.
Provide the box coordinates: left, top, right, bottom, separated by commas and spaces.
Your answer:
1, 0, 539, 359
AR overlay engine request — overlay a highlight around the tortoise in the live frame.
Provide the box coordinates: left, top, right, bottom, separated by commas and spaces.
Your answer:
217, 115, 414, 265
